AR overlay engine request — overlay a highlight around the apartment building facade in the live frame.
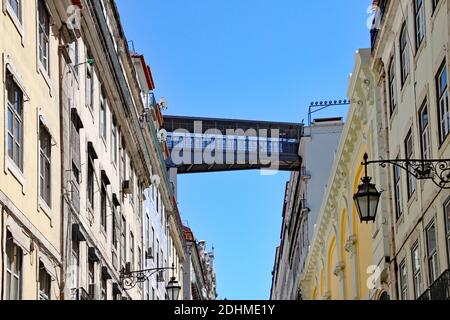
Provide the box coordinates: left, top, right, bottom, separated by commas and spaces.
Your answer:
0, 0, 65, 300
370, 0, 450, 300
271, 119, 344, 300
0, 0, 189, 301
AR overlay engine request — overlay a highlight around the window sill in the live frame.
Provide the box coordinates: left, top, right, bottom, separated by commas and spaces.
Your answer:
431, 1, 444, 32
395, 213, 405, 231
86, 104, 95, 122
100, 227, 107, 240
400, 76, 411, 103
5, 157, 26, 194
101, 136, 107, 150
406, 191, 417, 212
38, 63, 52, 96
389, 106, 399, 125
39, 198, 53, 221
414, 40, 427, 67
438, 133, 450, 156
5, 3, 24, 46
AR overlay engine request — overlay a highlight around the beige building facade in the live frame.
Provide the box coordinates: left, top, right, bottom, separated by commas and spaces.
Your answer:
0, 0, 64, 300
0, 0, 189, 301
371, 0, 450, 300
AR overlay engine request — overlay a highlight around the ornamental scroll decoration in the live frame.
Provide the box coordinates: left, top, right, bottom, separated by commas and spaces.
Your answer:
373, 159, 450, 189
120, 266, 175, 291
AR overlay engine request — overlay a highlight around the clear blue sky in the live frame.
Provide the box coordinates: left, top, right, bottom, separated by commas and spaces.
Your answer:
117, 0, 371, 300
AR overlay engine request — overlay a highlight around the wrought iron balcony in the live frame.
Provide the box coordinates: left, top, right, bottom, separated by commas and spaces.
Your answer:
417, 270, 450, 300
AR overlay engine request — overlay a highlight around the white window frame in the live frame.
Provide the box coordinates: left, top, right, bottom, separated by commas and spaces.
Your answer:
400, 23, 410, 86
411, 242, 422, 299
414, 0, 425, 50
38, 119, 53, 217
394, 157, 403, 219
405, 129, 416, 199
420, 101, 431, 160
37, 0, 51, 78
426, 222, 439, 284
4, 0, 24, 41
5, 233, 23, 300
389, 58, 397, 113
399, 260, 408, 300
437, 62, 450, 144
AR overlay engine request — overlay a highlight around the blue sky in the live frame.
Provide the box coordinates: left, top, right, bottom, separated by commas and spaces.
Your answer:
117, 0, 371, 300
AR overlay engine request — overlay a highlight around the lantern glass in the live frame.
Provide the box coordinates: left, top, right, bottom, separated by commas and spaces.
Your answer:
353, 177, 381, 223
166, 278, 181, 300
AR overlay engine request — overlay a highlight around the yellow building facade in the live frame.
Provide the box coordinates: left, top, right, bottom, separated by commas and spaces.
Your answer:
0, 0, 63, 299
300, 49, 393, 300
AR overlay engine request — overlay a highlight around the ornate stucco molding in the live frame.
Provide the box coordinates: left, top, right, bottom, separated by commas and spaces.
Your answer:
344, 235, 358, 256
333, 261, 345, 279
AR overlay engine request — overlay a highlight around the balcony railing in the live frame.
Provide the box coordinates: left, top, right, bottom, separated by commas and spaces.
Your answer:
418, 270, 450, 300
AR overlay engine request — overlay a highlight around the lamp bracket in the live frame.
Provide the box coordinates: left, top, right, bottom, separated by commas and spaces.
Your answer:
364, 156, 450, 189
120, 266, 175, 291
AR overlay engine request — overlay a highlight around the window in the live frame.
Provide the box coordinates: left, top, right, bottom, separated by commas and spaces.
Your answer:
5, 232, 22, 300
388, 58, 397, 113
436, 62, 449, 144
86, 50, 94, 108
71, 240, 80, 298
6, 71, 24, 170
419, 101, 431, 159
145, 214, 150, 251
111, 117, 118, 164
120, 216, 126, 265
70, 40, 79, 75
8, 0, 22, 23
405, 130, 416, 199
39, 124, 52, 207
151, 227, 155, 261
88, 259, 95, 294
38, 0, 50, 73
394, 159, 403, 219
39, 263, 51, 300
100, 181, 107, 232
101, 276, 107, 300
87, 153, 94, 210
426, 222, 439, 284
129, 163, 134, 203
411, 243, 422, 299
400, 23, 410, 86
112, 209, 118, 249
399, 260, 408, 300
414, 0, 425, 49
445, 200, 450, 266
100, 89, 107, 140
130, 232, 135, 270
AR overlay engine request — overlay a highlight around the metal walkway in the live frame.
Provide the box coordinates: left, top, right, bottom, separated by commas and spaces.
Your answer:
162, 115, 303, 174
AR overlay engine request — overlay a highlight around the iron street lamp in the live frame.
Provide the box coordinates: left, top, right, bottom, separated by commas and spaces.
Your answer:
166, 277, 182, 301
353, 154, 382, 223
354, 153, 450, 223
120, 263, 181, 300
